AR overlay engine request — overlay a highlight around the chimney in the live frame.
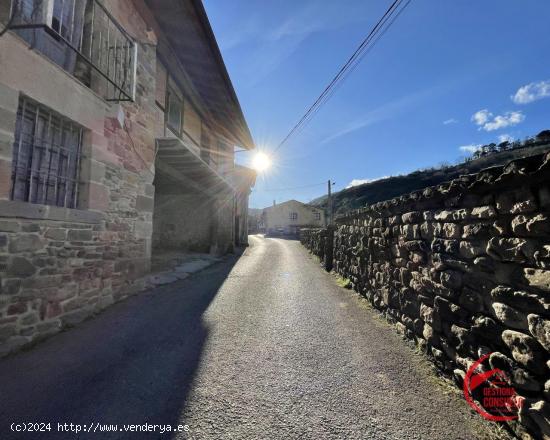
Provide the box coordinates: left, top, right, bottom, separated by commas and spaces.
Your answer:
273, 200, 276, 207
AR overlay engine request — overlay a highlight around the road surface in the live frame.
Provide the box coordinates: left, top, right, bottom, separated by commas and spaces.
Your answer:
0, 235, 502, 439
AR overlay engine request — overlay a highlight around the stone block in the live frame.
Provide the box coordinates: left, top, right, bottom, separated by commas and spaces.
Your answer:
462, 222, 498, 239
6, 256, 36, 277
489, 352, 541, 392
67, 229, 93, 241
401, 211, 422, 224
1, 278, 21, 295
501, 330, 547, 375
0, 220, 20, 232
442, 223, 460, 238
523, 269, 550, 292
527, 314, 550, 352
490, 286, 548, 315
491, 302, 528, 331
8, 234, 44, 253
471, 206, 497, 219
44, 228, 67, 241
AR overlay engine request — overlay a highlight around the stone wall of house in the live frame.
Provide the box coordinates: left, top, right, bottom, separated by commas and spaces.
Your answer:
152, 193, 214, 253
0, 0, 158, 357
301, 153, 550, 438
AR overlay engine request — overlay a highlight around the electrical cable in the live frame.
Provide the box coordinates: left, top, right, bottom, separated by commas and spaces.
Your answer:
274, 0, 410, 152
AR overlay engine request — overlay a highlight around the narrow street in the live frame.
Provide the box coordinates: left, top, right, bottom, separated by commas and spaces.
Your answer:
0, 236, 496, 439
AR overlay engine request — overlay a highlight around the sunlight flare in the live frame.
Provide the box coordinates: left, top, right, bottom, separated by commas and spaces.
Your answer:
252, 151, 272, 172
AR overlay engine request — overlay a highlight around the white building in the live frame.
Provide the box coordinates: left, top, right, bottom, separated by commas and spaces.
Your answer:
260, 200, 325, 236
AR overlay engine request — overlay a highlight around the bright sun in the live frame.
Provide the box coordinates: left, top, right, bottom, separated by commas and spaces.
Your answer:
252, 151, 271, 172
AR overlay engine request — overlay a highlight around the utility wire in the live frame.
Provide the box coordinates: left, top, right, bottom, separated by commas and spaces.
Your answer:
274, 0, 410, 152
290, 0, 411, 141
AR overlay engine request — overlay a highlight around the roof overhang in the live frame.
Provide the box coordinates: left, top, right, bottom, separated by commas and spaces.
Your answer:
140, 0, 255, 150
232, 165, 257, 192
155, 137, 236, 196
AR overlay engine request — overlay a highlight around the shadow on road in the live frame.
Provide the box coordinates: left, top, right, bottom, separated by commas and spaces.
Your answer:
0, 251, 242, 439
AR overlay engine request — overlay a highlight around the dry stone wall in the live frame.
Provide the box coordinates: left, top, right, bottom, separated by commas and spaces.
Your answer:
302, 153, 550, 438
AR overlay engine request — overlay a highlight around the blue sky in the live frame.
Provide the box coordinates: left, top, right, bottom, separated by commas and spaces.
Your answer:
203, 0, 550, 209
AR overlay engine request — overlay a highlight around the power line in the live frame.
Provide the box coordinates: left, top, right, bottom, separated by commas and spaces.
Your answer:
274, 0, 410, 152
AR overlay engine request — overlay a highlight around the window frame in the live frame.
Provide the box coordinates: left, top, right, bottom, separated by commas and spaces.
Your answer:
166, 86, 183, 136
289, 212, 298, 221
10, 96, 84, 209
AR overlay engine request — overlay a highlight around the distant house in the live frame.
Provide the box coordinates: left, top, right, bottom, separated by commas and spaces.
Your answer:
259, 200, 325, 236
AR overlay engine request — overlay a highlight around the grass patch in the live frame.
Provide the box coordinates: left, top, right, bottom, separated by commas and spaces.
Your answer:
334, 275, 352, 289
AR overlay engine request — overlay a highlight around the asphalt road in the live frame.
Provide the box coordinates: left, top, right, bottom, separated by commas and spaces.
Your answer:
0, 235, 502, 439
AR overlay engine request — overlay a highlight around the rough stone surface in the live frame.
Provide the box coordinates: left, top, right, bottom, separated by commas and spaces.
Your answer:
301, 152, 550, 439
527, 314, 550, 352
501, 330, 547, 375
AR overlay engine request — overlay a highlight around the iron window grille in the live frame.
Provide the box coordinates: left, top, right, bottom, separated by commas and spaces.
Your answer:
289, 212, 298, 221
10, 97, 83, 209
314, 212, 321, 220
7, 0, 137, 101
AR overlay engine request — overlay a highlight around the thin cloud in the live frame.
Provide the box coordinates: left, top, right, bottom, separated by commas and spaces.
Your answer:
511, 79, 550, 104
346, 176, 389, 188
222, 2, 374, 86
321, 84, 450, 145
443, 118, 458, 125
471, 109, 525, 132
459, 144, 482, 153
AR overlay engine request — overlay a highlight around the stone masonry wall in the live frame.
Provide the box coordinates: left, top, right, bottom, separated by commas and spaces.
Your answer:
0, 0, 158, 357
302, 153, 550, 438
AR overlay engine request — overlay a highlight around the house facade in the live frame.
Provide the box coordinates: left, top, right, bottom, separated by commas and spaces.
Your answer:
0, 0, 254, 356
260, 200, 325, 236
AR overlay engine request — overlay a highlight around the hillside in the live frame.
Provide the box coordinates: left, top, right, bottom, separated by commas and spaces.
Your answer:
310, 139, 550, 217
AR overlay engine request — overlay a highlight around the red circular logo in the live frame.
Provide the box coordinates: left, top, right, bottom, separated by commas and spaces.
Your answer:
463, 353, 524, 421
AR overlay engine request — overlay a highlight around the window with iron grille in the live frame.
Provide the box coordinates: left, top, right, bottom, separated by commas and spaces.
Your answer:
8, 0, 137, 101
10, 97, 83, 209
314, 212, 321, 221
289, 212, 298, 221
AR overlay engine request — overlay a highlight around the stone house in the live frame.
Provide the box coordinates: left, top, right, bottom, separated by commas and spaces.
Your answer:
0, 0, 255, 356
260, 200, 325, 236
